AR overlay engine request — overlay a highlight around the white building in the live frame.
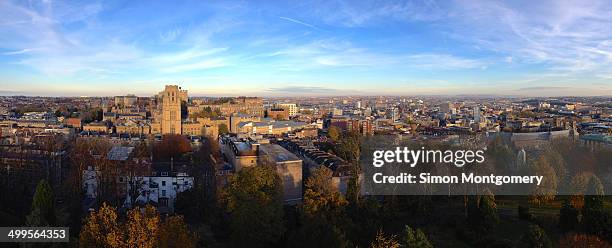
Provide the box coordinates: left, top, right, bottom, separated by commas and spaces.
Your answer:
124, 173, 194, 213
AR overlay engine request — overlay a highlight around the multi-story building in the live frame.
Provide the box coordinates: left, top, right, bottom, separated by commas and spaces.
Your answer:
114, 95, 138, 107
267, 108, 289, 120
219, 135, 303, 204
276, 103, 298, 117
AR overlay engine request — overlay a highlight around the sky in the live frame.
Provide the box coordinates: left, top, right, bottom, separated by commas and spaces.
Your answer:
0, 0, 611, 97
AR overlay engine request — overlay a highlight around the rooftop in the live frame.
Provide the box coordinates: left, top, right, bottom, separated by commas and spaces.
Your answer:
107, 146, 134, 161
259, 144, 300, 163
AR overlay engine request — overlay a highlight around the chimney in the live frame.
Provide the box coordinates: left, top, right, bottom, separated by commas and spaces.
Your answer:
251, 143, 260, 155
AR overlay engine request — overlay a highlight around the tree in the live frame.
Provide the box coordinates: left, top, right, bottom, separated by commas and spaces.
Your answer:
158, 216, 197, 248
303, 167, 347, 219
334, 131, 361, 163
559, 199, 579, 233
345, 166, 360, 207
582, 176, 610, 241
328, 126, 341, 142
286, 220, 350, 248
289, 166, 350, 247
403, 225, 433, 248
26, 179, 55, 226
79, 203, 124, 248
126, 205, 160, 248
467, 195, 498, 232
224, 165, 285, 247
153, 134, 192, 161
218, 124, 229, 135
517, 225, 552, 248
478, 194, 499, 229
370, 230, 400, 248
529, 156, 557, 205
559, 233, 611, 248
80, 203, 196, 248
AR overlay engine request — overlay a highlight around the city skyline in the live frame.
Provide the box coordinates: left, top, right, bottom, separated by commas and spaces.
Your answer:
1, 0, 612, 97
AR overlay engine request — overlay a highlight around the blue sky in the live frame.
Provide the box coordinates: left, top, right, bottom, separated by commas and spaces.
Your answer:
0, 0, 611, 96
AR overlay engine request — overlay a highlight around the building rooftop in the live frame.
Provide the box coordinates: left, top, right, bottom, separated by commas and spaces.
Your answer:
107, 146, 134, 161
259, 143, 300, 163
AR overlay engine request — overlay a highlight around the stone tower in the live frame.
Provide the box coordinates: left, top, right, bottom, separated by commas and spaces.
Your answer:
159, 85, 188, 134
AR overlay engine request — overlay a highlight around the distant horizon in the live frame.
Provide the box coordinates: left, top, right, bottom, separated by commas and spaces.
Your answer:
1, 89, 610, 99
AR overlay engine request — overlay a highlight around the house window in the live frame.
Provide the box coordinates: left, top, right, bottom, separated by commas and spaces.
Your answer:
162, 190, 166, 197
162, 181, 166, 186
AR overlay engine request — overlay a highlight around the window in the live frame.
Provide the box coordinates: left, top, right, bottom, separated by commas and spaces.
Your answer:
159, 198, 168, 207
161, 190, 166, 197
162, 181, 166, 186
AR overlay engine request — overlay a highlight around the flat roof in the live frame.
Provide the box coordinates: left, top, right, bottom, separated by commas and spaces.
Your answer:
259, 144, 301, 163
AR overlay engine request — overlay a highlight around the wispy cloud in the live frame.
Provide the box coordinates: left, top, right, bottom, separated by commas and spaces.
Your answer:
517, 86, 570, 91
2, 48, 38, 55
160, 28, 183, 43
405, 54, 486, 69
161, 58, 227, 74
279, 16, 319, 29
1, 0, 611, 96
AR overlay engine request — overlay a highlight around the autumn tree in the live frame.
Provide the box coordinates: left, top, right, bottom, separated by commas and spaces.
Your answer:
559, 233, 611, 248
303, 167, 348, 220
80, 203, 196, 248
529, 156, 558, 205
224, 165, 285, 248
26, 179, 55, 226
126, 205, 160, 248
328, 125, 341, 142
370, 230, 400, 248
287, 166, 351, 247
153, 134, 192, 161
158, 215, 198, 248
79, 203, 124, 248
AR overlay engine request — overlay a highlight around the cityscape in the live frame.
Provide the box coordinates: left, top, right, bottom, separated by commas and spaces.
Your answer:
0, 85, 610, 247
1, 0, 611, 247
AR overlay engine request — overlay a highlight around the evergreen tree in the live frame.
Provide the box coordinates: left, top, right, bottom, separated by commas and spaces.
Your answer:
559, 199, 579, 232
479, 194, 499, 229
26, 179, 55, 226
403, 225, 433, 248
225, 165, 285, 248
346, 165, 360, 207
516, 225, 552, 248
467, 195, 498, 232
582, 176, 610, 241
